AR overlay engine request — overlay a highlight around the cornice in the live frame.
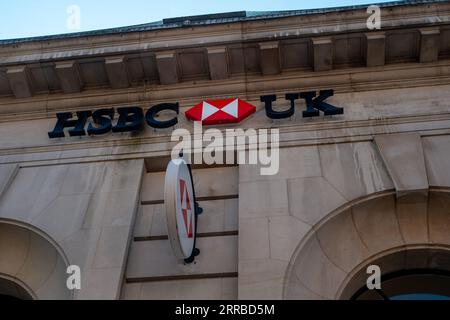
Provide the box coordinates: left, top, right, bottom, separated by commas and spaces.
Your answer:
0, 2, 449, 65
0, 60, 449, 122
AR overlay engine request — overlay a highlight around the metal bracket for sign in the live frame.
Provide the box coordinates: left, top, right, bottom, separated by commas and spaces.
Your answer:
181, 151, 203, 264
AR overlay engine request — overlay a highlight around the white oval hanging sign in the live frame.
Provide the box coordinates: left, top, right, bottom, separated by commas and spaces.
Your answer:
164, 158, 197, 260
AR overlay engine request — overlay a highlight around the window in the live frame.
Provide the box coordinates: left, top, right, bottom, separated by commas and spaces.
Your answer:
352, 269, 450, 300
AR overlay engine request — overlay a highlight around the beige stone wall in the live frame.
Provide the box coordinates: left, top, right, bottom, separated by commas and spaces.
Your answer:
238, 133, 450, 299
122, 165, 239, 300
0, 82, 450, 299
1, 84, 450, 170
0, 159, 144, 299
238, 141, 394, 299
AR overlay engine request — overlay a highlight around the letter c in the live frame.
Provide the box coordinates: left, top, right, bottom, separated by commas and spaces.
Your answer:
145, 103, 179, 129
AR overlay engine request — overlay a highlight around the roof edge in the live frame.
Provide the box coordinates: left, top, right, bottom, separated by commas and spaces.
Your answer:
0, 0, 446, 45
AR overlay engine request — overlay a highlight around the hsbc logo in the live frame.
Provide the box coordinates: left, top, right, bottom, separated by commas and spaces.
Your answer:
165, 159, 200, 262
185, 98, 256, 125
179, 179, 193, 239
48, 89, 343, 138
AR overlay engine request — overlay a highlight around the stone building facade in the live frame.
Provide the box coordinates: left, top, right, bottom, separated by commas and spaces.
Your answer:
0, 0, 450, 299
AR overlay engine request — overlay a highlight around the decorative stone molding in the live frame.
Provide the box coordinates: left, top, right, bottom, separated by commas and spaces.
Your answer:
54, 60, 84, 93
419, 27, 441, 63
155, 51, 180, 85
259, 41, 280, 75
105, 56, 130, 89
6, 65, 33, 98
206, 46, 229, 80
312, 37, 333, 72
0, 164, 19, 199
365, 32, 386, 67
0, 2, 448, 101
374, 133, 429, 198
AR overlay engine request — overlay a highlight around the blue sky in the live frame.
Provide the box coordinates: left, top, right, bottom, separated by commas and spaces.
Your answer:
0, 0, 394, 40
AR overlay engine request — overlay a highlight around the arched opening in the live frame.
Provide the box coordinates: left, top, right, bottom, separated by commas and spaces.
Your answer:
0, 276, 34, 300
284, 190, 450, 300
351, 269, 450, 300
341, 248, 450, 300
0, 220, 72, 300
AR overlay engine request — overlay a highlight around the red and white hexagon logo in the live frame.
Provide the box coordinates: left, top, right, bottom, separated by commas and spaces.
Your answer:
179, 179, 193, 239
185, 98, 256, 125
165, 159, 196, 259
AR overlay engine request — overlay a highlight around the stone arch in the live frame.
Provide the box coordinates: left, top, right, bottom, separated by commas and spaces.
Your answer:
0, 275, 35, 300
0, 219, 73, 300
284, 189, 450, 299
339, 246, 450, 299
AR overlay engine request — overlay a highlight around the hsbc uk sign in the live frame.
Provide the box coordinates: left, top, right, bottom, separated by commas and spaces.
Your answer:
48, 89, 343, 138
